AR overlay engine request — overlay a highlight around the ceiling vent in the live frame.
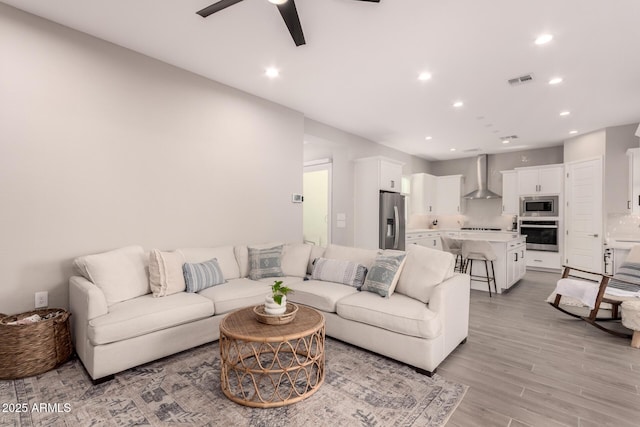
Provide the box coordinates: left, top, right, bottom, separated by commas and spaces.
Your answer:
463, 148, 481, 153
499, 135, 519, 140
507, 74, 534, 86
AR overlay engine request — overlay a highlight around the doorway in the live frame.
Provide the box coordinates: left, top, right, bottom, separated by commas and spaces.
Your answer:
303, 161, 332, 246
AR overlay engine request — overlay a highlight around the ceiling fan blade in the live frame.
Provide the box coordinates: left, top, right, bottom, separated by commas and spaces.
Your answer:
276, 0, 306, 47
196, 0, 244, 18
354, 0, 380, 2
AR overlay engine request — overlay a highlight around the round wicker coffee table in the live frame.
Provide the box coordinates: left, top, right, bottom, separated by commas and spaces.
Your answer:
219, 304, 325, 408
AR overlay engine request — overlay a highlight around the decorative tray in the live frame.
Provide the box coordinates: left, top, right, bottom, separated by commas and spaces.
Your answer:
253, 303, 298, 325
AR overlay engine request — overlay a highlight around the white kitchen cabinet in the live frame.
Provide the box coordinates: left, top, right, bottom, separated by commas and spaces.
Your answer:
526, 250, 561, 270
517, 165, 563, 195
506, 238, 526, 287
354, 156, 405, 249
436, 175, 465, 214
500, 170, 519, 215
406, 231, 442, 251
410, 173, 437, 214
627, 148, 640, 214
379, 160, 403, 192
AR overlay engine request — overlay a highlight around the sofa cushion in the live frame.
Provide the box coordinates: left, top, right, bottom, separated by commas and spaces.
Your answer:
183, 258, 226, 292
308, 245, 326, 274
361, 253, 407, 298
395, 245, 455, 303
88, 292, 214, 345
336, 292, 441, 339
281, 243, 312, 278
287, 280, 359, 312
177, 247, 240, 280
197, 278, 271, 315
323, 244, 380, 269
248, 245, 284, 280
73, 245, 149, 306
311, 258, 367, 289
148, 249, 186, 297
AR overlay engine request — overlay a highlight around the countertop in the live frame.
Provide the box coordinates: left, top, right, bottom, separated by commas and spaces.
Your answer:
604, 238, 640, 250
406, 229, 523, 243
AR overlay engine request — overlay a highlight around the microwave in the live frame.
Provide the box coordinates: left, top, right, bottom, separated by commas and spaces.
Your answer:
520, 195, 559, 217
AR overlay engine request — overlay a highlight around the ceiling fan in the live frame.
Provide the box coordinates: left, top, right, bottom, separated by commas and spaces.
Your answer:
196, 0, 380, 47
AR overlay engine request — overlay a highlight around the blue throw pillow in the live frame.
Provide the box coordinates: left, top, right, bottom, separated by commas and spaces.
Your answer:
183, 258, 225, 293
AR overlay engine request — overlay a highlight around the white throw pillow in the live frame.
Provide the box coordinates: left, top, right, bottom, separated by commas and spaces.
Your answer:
395, 245, 455, 303
73, 245, 149, 306
177, 246, 240, 280
307, 245, 326, 275
148, 249, 186, 297
281, 243, 312, 277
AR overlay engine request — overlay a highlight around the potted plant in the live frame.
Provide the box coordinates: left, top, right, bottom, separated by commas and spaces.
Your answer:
264, 280, 293, 315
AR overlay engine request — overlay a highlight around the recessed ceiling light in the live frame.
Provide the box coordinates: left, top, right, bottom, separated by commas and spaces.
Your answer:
268, 0, 288, 4
502, 140, 511, 144
425, 136, 433, 140
453, 101, 464, 108
418, 72, 432, 81
265, 67, 280, 78
535, 34, 553, 45
569, 130, 578, 135
450, 148, 456, 152
549, 77, 563, 85
560, 111, 571, 116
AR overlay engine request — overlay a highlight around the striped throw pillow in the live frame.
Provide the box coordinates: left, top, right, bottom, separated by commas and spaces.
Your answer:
608, 261, 640, 292
311, 258, 368, 289
183, 258, 225, 293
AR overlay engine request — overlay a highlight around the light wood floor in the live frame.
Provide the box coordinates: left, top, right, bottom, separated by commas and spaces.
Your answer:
441, 270, 640, 427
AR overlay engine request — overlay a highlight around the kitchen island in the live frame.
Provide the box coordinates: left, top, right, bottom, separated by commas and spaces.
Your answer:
406, 229, 527, 294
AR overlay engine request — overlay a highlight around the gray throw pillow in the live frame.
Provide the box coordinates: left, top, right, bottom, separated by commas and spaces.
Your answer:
183, 258, 225, 293
248, 245, 284, 280
361, 253, 407, 298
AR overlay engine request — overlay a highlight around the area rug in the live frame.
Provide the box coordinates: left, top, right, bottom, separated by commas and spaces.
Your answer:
0, 338, 467, 427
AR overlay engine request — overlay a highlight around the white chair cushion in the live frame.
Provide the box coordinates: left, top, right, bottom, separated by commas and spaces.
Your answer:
73, 245, 149, 306
287, 279, 359, 312
197, 278, 271, 315
177, 246, 240, 280
336, 292, 442, 339
88, 292, 214, 345
395, 245, 455, 304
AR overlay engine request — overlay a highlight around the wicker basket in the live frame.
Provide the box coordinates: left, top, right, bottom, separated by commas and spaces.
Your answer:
0, 308, 72, 380
253, 303, 298, 325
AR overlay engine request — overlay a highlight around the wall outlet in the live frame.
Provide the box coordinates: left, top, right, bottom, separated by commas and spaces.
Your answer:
35, 291, 48, 308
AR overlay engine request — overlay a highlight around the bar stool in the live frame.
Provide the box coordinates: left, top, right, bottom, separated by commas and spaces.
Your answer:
442, 237, 465, 273
462, 240, 497, 297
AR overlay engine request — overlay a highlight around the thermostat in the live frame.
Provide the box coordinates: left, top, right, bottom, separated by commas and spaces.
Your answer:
292, 194, 304, 203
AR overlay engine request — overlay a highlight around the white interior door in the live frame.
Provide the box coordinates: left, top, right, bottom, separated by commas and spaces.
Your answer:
303, 162, 332, 246
565, 158, 603, 272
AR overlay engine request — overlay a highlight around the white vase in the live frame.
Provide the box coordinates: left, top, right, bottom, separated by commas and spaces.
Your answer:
264, 294, 287, 315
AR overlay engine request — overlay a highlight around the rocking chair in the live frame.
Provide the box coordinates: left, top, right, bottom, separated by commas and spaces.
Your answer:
548, 246, 640, 339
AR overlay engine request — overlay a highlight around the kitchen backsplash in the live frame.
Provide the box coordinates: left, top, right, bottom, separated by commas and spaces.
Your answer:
408, 213, 516, 231
606, 213, 640, 240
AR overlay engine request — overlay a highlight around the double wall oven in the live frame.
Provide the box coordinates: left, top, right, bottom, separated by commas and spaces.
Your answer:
520, 195, 559, 252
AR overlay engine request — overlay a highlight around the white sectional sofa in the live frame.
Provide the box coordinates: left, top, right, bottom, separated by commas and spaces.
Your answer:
69, 242, 470, 383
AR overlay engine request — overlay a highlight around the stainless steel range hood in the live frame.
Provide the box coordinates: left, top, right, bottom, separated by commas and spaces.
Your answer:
463, 154, 501, 199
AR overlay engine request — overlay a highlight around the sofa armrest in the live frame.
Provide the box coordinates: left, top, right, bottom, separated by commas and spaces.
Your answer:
428, 273, 470, 351
69, 276, 109, 321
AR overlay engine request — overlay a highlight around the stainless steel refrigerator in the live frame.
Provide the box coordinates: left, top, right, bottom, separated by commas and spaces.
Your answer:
379, 191, 406, 251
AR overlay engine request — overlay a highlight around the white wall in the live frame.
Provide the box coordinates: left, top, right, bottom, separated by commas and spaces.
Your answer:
604, 123, 640, 214
303, 119, 430, 246
563, 130, 606, 163
0, 5, 304, 313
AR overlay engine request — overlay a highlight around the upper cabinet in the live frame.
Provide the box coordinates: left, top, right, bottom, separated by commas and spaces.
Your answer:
517, 165, 563, 195
627, 148, 640, 214
379, 159, 404, 192
501, 170, 519, 215
410, 173, 437, 214
436, 175, 465, 214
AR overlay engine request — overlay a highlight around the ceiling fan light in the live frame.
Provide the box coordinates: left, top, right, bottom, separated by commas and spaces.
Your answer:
268, 0, 288, 4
